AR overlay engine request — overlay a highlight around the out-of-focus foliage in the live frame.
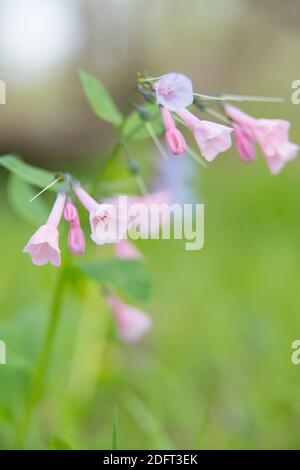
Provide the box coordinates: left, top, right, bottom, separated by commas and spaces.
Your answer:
77, 259, 152, 302
0, 156, 55, 189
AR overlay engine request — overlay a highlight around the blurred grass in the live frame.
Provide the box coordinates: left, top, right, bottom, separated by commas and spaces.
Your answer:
1, 135, 300, 449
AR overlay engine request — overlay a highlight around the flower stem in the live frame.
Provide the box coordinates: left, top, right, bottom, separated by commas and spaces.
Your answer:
92, 100, 161, 193
92, 141, 122, 193
144, 121, 169, 161
15, 271, 66, 449
193, 92, 283, 103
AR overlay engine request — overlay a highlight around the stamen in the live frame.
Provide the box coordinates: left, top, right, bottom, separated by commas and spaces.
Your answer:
160, 86, 174, 96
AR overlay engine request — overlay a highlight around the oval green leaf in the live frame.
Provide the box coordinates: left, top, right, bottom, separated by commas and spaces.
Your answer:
0, 155, 57, 190
79, 69, 123, 127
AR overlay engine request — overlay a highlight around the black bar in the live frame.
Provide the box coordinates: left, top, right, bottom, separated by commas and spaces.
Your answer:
0, 450, 299, 465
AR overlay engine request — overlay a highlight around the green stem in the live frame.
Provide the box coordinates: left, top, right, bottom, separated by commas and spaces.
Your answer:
92, 106, 161, 193
193, 92, 283, 102
15, 271, 66, 449
92, 141, 122, 193
92, 94, 137, 192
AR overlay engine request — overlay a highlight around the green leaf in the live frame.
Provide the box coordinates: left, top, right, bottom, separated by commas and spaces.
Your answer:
77, 259, 151, 301
49, 437, 73, 450
7, 174, 49, 225
0, 155, 56, 190
112, 405, 118, 450
122, 105, 163, 141
79, 69, 123, 127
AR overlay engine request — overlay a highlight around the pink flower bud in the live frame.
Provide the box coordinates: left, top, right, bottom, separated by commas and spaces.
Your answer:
160, 107, 187, 156
165, 127, 187, 155
64, 200, 86, 255
68, 227, 86, 255
64, 201, 78, 223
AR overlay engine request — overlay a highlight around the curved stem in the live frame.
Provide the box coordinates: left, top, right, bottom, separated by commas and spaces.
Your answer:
15, 271, 66, 449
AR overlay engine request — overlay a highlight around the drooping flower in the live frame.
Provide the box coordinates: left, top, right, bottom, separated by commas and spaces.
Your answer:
23, 192, 66, 266
225, 104, 256, 129
115, 239, 142, 259
177, 108, 233, 161
160, 106, 187, 156
64, 201, 85, 255
154, 73, 193, 111
106, 292, 152, 343
226, 105, 298, 174
254, 119, 298, 175
74, 186, 130, 245
233, 127, 256, 163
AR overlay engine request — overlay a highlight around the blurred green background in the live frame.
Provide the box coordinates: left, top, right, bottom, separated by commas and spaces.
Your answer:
1, 0, 300, 450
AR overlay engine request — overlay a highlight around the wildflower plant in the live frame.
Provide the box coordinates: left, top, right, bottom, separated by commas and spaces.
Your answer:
0, 70, 297, 448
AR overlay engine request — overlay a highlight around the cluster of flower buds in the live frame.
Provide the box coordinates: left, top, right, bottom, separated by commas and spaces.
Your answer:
154, 73, 233, 161
23, 185, 131, 267
138, 72, 298, 173
64, 200, 86, 255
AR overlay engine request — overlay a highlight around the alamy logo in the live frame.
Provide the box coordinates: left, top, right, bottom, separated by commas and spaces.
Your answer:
0, 340, 6, 364
291, 340, 300, 365
93, 197, 205, 251
291, 80, 300, 105
0, 81, 6, 104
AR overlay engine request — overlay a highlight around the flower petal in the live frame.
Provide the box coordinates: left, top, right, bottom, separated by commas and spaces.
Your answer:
155, 73, 193, 111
